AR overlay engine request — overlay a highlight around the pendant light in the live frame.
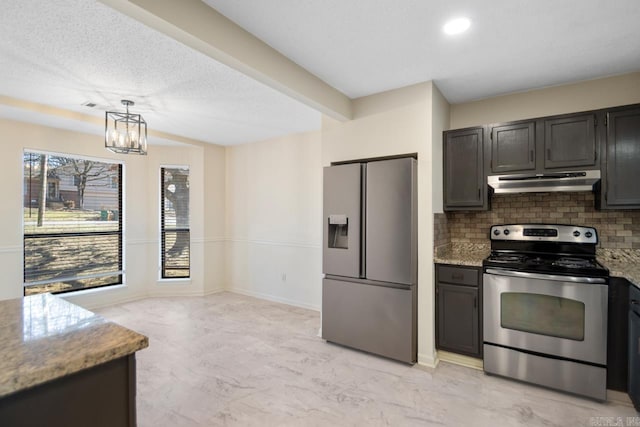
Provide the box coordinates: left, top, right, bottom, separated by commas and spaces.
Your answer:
105, 100, 147, 155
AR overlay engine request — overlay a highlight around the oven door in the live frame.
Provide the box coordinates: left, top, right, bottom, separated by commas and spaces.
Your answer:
484, 268, 608, 365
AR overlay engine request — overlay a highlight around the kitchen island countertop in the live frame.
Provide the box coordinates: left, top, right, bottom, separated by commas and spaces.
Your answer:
0, 293, 148, 398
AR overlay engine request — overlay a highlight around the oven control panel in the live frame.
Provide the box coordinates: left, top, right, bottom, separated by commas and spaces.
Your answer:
490, 224, 598, 244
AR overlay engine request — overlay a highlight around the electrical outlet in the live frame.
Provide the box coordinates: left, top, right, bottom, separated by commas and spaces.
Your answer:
281, 273, 287, 282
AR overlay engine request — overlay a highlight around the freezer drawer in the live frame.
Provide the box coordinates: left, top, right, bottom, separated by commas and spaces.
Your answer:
322, 278, 416, 363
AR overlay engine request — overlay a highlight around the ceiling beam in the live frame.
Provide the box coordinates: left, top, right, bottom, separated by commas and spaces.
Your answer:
97, 0, 352, 121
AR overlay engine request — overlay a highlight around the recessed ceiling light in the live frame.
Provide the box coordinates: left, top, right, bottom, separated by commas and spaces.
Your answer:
443, 17, 471, 35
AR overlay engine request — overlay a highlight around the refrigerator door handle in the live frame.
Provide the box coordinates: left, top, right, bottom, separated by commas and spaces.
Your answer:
360, 163, 367, 278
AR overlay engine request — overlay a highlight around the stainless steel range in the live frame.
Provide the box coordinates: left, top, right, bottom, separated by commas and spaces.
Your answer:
483, 224, 609, 400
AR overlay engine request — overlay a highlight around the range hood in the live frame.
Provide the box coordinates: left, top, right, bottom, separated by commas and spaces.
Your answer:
488, 170, 601, 194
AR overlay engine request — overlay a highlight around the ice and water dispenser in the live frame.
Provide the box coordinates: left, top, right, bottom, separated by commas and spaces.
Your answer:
328, 214, 348, 249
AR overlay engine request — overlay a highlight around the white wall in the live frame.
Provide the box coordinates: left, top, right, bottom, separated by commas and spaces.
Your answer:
225, 131, 322, 310
450, 72, 640, 129
203, 144, 227, 294
322, 81, 443, 367
431, 84, 449, 215
0, 118, 226, 308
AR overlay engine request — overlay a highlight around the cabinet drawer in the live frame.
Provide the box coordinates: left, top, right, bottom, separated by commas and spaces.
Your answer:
437, 265, 479, 287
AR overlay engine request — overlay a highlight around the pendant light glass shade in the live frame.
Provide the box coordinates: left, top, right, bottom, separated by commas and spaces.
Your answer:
105, 100, 147, 155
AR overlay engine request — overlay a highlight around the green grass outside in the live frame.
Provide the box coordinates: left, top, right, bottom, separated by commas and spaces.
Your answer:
23, 207, 102, 221
23, 207, 118, 233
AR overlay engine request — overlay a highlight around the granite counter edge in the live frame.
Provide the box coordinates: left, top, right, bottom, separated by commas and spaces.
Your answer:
0, 333, 148, 399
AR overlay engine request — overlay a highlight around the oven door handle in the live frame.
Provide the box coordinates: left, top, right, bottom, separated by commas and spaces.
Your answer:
485, 268, 607, 284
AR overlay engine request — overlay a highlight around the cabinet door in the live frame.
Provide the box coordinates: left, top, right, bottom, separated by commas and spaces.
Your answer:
322, 164, 363, 277
630, 290, 640, 410
607, 277, 629, 391
491, 121, 536, 173
544, 113, 596, 169
443, 128, 485, 210
437, 283, 479, 357
603, 108, 640, 208
366, 158, 416, 285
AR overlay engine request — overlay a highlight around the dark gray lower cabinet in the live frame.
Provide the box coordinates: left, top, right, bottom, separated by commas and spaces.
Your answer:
630, 284, 640, 410
0, 355, 137, 427
607, 277, 629, 391
436, 264, 482, 358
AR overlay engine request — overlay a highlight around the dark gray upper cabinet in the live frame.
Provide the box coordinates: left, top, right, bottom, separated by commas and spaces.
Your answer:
486, 113, 600, 174
600, 107, 640, 209
443, 103, 639, 211
490, 121, 536, 173
443, 127, 486, 211
544, 113, 597, 169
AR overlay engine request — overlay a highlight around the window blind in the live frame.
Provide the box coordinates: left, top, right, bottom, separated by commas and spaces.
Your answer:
160, 167, 190, 278
23, 152, 123, 295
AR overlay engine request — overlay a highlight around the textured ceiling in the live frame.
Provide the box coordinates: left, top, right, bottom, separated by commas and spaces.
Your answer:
203, 0, 640, 102
2, 1, 639, 147
0, 0, 320, 146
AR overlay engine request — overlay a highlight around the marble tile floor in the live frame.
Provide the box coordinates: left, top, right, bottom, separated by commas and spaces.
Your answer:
96, 292, 638, 426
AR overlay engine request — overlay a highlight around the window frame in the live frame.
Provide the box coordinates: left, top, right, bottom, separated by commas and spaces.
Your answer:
159, 165, 191, 280
22, 149, 125, 295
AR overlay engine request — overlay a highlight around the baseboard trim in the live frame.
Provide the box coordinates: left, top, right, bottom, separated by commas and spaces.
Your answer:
417, 352, 439, 369
437, 350, 483, 370
203, 287, 226, 296
150, 288, 211, 298
227, 287, 320, 312
67, 291, 148, 311
606, 389, 633, 406
68, 286, 226, 311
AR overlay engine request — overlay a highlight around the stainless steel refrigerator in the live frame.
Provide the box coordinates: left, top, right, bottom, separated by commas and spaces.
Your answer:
322, 157, 417, 364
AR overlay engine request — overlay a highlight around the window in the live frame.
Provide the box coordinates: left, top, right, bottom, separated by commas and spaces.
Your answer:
47, 181, 58, 199
160, 167, 190, 278
23, 151, 123, 295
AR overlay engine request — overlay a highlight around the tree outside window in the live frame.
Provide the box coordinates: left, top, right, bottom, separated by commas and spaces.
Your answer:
161, 167, 190, 278
23, 151, 122, 295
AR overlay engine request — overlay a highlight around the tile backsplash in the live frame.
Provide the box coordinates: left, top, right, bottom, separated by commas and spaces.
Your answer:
443, 192, 640, 249
434, 213, 449, 248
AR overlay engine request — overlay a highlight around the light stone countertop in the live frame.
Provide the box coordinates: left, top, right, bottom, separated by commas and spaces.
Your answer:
434, 245, 640, 290
434, 243, 491, 267
0, 293, 148, 398
597, 248, 640, 290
